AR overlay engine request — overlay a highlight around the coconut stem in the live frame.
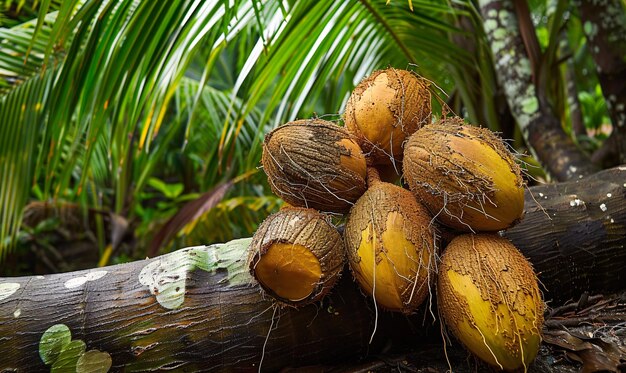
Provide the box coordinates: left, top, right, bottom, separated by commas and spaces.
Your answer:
366, 167, 381, 187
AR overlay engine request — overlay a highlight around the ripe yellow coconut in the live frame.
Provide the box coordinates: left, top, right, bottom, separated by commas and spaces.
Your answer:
248, 207, 345, 306
344, 169, 437, 314
344, 68, 431, 167
262, 119, 367, 214
437, 234, 544, 371
403, 118, 524, 231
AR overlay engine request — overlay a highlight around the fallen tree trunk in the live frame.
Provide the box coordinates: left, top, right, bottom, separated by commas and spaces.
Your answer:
1, 167, 625, 372
505, 166, 626, 304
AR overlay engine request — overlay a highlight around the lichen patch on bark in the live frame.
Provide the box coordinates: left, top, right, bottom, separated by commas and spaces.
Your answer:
64, 270, 108, 289
138, 238, 252, 309
39, 324, 72, 365
0, 282, 20, 302
39, 323, 113, 372
76, 350, 113, 373
478, 0, 539, 136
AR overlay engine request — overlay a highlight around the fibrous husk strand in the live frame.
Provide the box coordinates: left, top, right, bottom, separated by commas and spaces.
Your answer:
344, 68, 431, 167
403, 117, 524, 231
262, 119, 367, 214
344, 181, 438, 314
248, 207, 345, 306
437, 234, 544, 371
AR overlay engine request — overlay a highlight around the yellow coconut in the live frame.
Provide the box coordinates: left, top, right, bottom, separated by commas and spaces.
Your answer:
403, 117, 524, 231
437, 234, 544, 371
262, 119, 367, 214
344, 68, 431, 167
248, 207, 344, 306
344, 169, 437, 313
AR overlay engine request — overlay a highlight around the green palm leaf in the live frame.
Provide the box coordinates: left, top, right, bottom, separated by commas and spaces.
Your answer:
1, 1, 247, 258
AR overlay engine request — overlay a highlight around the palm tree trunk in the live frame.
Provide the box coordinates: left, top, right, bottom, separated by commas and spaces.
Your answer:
478, 0, 598, 181
1, 166, 625, 371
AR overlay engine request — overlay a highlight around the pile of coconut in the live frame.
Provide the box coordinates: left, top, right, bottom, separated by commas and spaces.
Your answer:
247, 68, 543, 372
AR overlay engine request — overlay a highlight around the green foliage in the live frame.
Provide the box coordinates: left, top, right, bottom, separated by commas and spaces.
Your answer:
179, 192, 283, 250
1, 1, 254, 263
579, 84, 611, 133
147, 178, 184, 200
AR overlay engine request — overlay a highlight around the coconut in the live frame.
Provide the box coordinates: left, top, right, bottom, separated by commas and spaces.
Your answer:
403, 118, 524, 231
343, 169, 437, 314
437, 234, 544, 371
248, 207, 345, 306
262, 119, 367, 214
344, 68, 431, 167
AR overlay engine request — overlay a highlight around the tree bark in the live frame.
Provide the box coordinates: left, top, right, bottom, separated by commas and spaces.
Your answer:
1, 167, 625, 371
576, 0, 626, 165
504, 166, 626, 304
478, 0, 598, 181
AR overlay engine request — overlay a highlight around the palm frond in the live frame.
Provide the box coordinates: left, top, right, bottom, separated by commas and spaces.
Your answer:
238, 0, 468, 120
1, 1, 250, 258
0, 68, 53, 260
0, 11, 58, 93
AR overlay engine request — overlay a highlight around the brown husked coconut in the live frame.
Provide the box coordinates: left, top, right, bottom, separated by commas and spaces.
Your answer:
437, 234, 544, 371
262, 119, 367, 214
343, 168, 438, 314
344, 68, 431, 167
248, 207, 345, 306
403, 118, 524, 231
